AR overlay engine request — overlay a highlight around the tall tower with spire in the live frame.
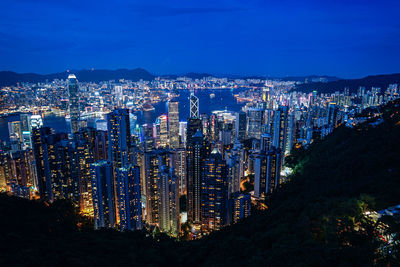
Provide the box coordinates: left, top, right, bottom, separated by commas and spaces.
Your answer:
189, 89, 199, 119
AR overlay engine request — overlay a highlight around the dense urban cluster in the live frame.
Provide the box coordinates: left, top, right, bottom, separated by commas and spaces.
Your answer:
0, 74, 399, 238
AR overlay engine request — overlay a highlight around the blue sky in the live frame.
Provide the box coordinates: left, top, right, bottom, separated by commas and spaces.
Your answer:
0, 0, 399, 78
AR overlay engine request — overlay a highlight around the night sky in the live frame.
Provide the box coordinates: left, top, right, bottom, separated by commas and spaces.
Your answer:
0, 0, 399, 78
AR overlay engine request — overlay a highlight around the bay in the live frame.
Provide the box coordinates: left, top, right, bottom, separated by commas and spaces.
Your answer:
0, 89, 247, 142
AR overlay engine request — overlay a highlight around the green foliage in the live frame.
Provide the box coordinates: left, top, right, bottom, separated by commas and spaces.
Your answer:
1, 99, 400, 266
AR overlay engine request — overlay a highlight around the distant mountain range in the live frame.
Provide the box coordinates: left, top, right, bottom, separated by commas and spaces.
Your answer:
295, 73, 400, 94
279, 75, 340, 82
1, 69, 399, 93
0, 68, 155, 86
0, 68, 340, 86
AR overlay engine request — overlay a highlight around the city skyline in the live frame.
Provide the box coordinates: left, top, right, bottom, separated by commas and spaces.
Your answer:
1, 1, 400, 265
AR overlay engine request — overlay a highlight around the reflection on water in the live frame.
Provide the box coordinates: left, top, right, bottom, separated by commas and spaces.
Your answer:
0, 89, 247, 142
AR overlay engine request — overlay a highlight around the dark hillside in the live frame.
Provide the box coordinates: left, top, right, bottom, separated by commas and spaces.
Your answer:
1, 100, 400, 266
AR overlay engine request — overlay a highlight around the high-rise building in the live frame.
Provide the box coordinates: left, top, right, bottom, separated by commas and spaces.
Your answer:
201, 148, 228, 232
143, 151, 160, 225
107, 108, 133, 221
158, 115, 169, 148
91, 160, 116, 229
261, 133, 273, 152
9, 150, 33, 198
235, 111, 247, 141
76, 140, 94, 215
285, 112, 295, 155
143, 150, 173, 225
168, 101, 180, 149
173, 148, 187, 195
179, 121, 187, 146
200, 113, 210, 137
8, 121, 22, 153
209, 114, 220, 141
142, 123, 155, 152
186, 118, 202, 147
32, 127, 68, 201
94, 130, 108, 161
326, 102, 338, 127
272, 106, 288, 153
0, 153, 11, 190
254, 147, 281, 198
114, 85, 123, 107
107, 108, 132, 172
20, 114, 32, 149
187, 130, 204, 225
8, 121, 22, 143
190, 90, 199, 118
20, 114, 31, 133
30, 115, 43, 130
116, 165, 142, 231
96, 119, 108, 132
158, 166, 179, 236
230, 192, 251, 224
226, 150, 241, 198
247, 108, 264, 139
68, 74, 81, 134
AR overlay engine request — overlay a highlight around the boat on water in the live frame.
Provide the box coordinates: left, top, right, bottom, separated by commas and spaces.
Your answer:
210, 93, 215, 99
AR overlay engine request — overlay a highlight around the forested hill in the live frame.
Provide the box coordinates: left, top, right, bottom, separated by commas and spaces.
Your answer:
295, 73, 400, 94
1, 100, 400, 266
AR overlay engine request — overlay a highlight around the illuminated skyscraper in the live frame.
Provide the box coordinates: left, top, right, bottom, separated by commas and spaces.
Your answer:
107, 109, 132, 172
0, 153, 10, 190
190, 90, 199, 118
20, 114, 31, 133
143, 151, 160, 224
168, 101, 180, 149
114, 85, 123, 107
30, 115, 43, 129
76, 140, 94, 215
9, 150, 32, 198
326, 102, 338, 127
247, 108, 263, 139
8, 121, 22, 143
254, 147, 281, 198
20, 114, 32, 149
158, 115, 169, 148
141, 123, 155, 152
107, 108, 133, 222
201, 148, 228, 232
200, 113, 210, 137
116, 165, 142, 231
158, 166, 179, 236
179, 121, 187, 146
187, 130, 204, 225
8, 121, 22, 153
142, 150, 174, 225
32, 127, 68, 201
235, 111, 247, 141
91, 160, 115, 229
230, 192, 251, 224
173, 148, 187, 195
285, 112, 295, 155
186, 118, 202, 147
272, 106, 288, 152
226, 150, 241, 198
94, 130, 108, 161
68, 74, 81, 134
